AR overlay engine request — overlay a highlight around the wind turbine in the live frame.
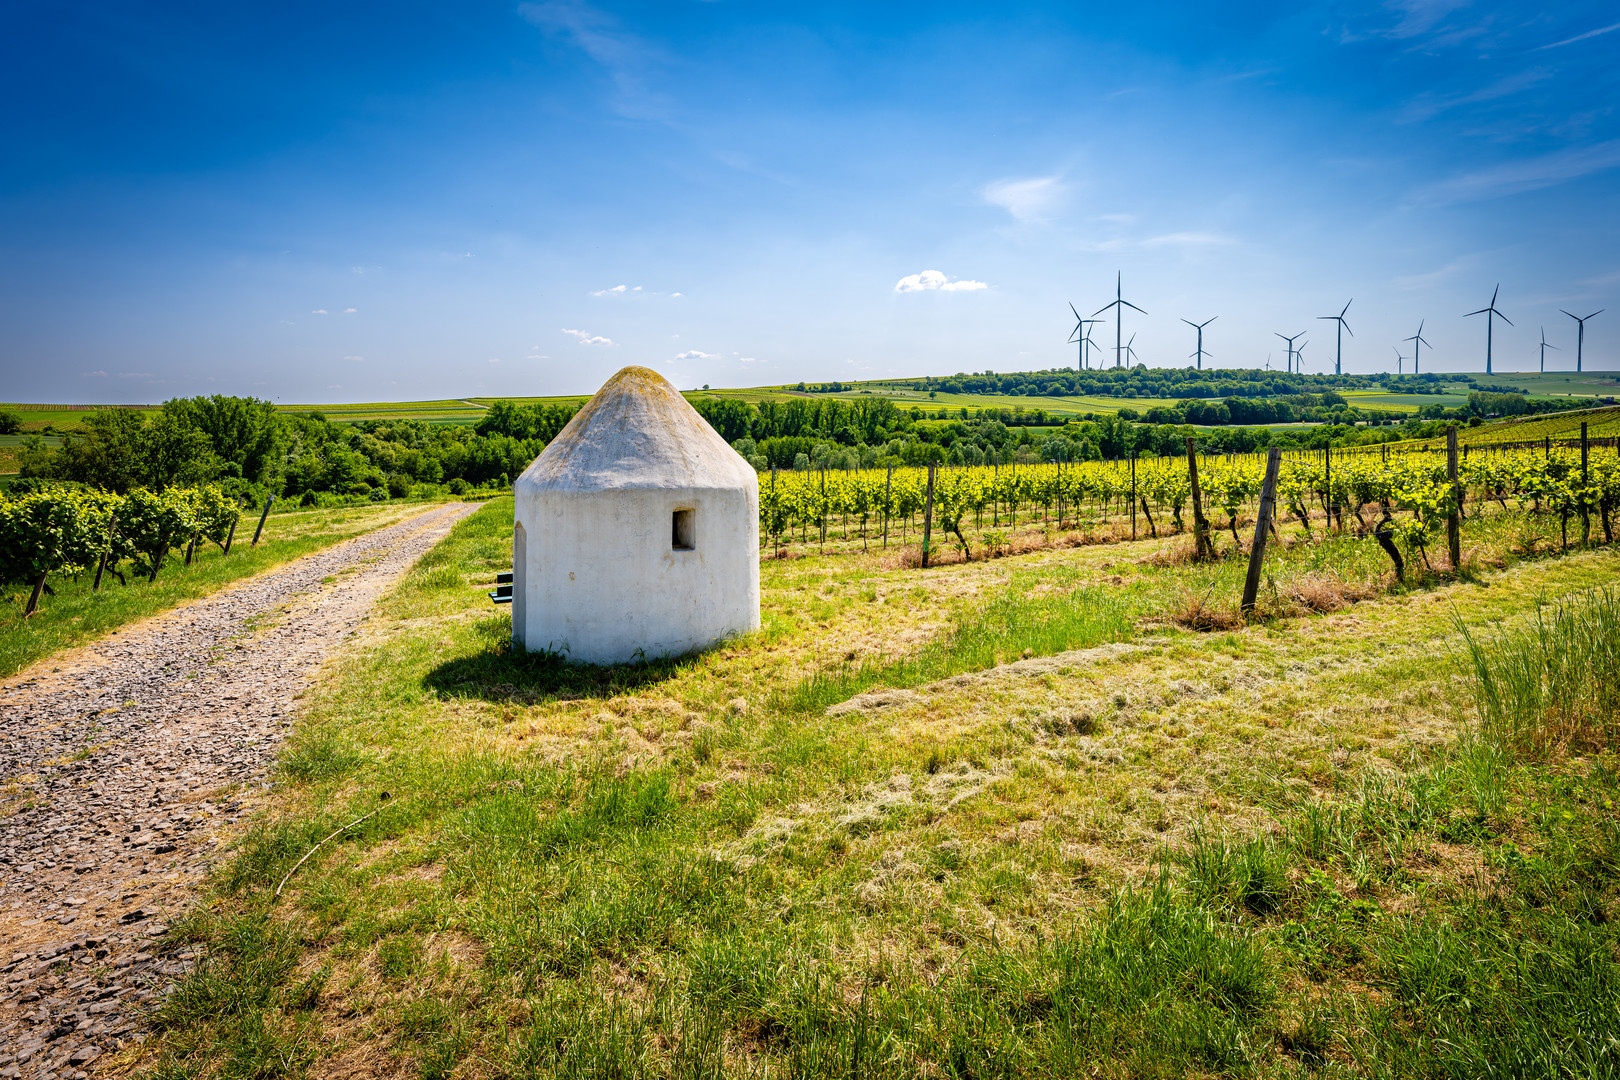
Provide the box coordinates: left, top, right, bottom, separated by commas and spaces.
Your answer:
1297, 339, 1312, 373
1123, 333, 1141, 368
1182, 316, 1217, 371
1275, 331, 1304, 375
1068, 304, 1102, 370
1465, 285, 1512, 376
1560, 308, 1604, 373
1403, 320, 1431, 375
1537, 327, 1559, 373
1393, 346, 1405, 375
1317, 299, 1353, 376
1093, 272, 1147, 370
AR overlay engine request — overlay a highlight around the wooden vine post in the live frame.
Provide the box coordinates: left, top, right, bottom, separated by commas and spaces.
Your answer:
1129, 456, 1137, 540
24, 573, 48, 618
1241, 447, 1282, 614
819, 467, 826, 549
251, 495, 275, 546
920, 462, 936, 568
1445, 426, 1461, 570
93, 512, 118, 591
883, 465, 892, 548
1581, 421, 1591, 544
222, 511, 239, 556
1186, 436, 1213, 561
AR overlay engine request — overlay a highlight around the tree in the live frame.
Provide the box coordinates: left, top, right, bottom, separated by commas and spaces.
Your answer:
48, 409, 148, 492
0, 409, 21, 435
139, 412, 220, 489
161, 396, 282, 483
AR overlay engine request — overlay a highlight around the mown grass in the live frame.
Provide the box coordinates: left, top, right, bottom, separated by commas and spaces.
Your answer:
133, 500, 1620, 1078
0, 501, 446, 677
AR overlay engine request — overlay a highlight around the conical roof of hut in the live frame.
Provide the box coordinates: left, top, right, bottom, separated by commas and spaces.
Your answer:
516, 366, 756, 492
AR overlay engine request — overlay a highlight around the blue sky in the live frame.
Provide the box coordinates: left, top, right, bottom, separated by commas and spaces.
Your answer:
2, 0, 1618, 403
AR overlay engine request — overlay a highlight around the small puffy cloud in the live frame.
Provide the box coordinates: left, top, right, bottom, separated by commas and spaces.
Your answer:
82, 370, 109, 378
592, 284, 629, 296
343, 307, 357, 313
562, 328, 615, 346
675, 349, 721, 361
671, 292, 684, 297
739, 356, 757, 363
344, 355, 365, 363
526, 353, 549, 360
982, 175, 1066, 222
895, 270, 990, 293
488, 358, 501, 363
311, 308, 328, 315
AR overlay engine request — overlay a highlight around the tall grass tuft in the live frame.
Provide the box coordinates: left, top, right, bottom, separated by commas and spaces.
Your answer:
1456, 586, 1620, 755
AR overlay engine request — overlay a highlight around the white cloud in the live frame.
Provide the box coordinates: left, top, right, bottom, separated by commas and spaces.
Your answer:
671, 292, 684, 297
81, 370, 108, 377
982, 175, 1066, 222
1539, 20, 1620, 49
311, 309, 328, 315
344, 355, 365, 363
675, 350, 721, 361
488, 358, 501, 363
526, 353, 550, 360
739, 357, 757, 363
592, 284, 629, 296
894, 270, 990, 293
343, 307, 357, 313
562, 328, 615, 346
1415, 140, 1620, 204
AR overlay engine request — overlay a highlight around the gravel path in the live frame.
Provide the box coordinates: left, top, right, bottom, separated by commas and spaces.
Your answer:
0, 502, 480, 1078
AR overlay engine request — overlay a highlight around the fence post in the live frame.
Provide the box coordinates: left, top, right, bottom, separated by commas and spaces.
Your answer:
223, 511, 239, 556
993, 459, 999, 526
1186, 435, 1212, 561
1324, 446, 1334, 531
183, 533, 197, 567
94, 512, 118, 591
1446, 426, 1461, 570
921, 462, 936, 568
1242, 448, 1282, 614
251, 496, 274, 546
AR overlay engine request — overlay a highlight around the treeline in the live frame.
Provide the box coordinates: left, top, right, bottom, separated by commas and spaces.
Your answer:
14, 397, 557, 506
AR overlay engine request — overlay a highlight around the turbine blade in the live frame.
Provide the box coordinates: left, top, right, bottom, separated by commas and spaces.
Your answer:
1070, 302, 1082, 320
1122, 301, 1147, 314
1465, 307, 1489, 317
1499, 312, 1514, 326
1588, 309, 1606, 319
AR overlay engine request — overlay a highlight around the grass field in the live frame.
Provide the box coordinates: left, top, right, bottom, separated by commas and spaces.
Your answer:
124, 496, 1620, 1077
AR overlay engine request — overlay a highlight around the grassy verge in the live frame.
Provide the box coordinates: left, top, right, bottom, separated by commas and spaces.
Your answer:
0, 501, 448, 677
134, 501, 1620, 1078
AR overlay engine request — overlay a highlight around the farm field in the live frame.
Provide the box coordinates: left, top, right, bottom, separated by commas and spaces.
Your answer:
1468, 370, 1620, 398
1389, 403, 1620, 449
126, 490, 1620, 1078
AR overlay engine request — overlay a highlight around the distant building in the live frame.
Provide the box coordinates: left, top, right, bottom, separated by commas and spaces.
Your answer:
510, 366, 760, 665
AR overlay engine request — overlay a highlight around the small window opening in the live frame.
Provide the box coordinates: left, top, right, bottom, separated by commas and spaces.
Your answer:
672, 508, 696, 551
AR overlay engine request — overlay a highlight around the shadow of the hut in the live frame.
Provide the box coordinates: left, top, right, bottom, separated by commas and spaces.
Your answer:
423, 643, 700, 705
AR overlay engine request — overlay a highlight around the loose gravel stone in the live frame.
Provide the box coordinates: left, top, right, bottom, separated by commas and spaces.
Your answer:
0, 503, 478, 1074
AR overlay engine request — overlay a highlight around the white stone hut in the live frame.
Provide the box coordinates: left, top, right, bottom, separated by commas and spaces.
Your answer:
510, 365, 760, 665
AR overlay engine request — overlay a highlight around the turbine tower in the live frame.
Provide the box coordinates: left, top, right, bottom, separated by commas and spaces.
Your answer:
1560, 308, 1604, 373
1182, 316, 1217, 371
1275, 331, 1304, 375
1403, 320, 1431, 375
1535, 330, 1561, 375
1068, 304, 1102, 371
1317, 299, 1353, 376
1093, 272, 1147, 370
1465, 285, 1512, 376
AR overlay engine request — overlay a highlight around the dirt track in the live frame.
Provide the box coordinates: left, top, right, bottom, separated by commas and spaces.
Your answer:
0, 501, 480, 1078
